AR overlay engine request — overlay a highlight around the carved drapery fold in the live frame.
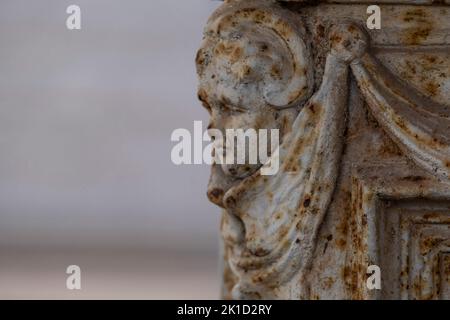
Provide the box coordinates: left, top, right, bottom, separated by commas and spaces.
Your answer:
351, 53, 450, 180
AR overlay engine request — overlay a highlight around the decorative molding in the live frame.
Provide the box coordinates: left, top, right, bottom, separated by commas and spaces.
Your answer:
196, 0, 450, 299
349, 162, 450, 299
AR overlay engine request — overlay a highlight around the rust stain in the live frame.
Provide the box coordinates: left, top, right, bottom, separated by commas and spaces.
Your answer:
420, 236, 444, 255
402, 9, 434, 45
401, 175, 426, 182
270, 65, 282, 80
424, 81, 440, 97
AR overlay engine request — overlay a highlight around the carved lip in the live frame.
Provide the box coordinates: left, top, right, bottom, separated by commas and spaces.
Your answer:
207, 165, 264, 208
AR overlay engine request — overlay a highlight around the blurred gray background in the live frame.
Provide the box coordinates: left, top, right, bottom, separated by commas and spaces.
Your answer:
0, 0, 222, 299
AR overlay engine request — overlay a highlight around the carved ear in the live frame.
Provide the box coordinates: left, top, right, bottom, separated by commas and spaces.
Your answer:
204, 1, 314, 109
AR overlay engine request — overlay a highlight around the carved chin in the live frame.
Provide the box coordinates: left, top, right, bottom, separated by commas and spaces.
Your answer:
220, 163, 262, 179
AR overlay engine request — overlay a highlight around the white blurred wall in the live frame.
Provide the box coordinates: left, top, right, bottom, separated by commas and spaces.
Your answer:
0, 0, 221, 253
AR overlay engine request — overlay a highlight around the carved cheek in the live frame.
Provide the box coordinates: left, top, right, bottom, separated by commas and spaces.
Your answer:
224, 114, 252, 131
249, 110, 278, 132
208, 109, 224, 131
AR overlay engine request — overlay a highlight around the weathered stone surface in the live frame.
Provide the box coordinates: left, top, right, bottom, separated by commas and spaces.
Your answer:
196, 0, 450, 299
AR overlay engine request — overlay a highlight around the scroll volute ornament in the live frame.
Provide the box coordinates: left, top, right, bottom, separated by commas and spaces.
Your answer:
196, 0, 314, 110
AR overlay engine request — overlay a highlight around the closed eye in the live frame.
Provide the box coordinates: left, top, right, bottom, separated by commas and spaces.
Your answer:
218, 102, 246, 113
229, 105, 247, 113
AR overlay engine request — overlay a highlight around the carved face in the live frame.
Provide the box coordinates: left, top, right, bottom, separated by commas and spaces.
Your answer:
196, 90, 295, 179
196, 36, 299, 178
196, 6, 313, 180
